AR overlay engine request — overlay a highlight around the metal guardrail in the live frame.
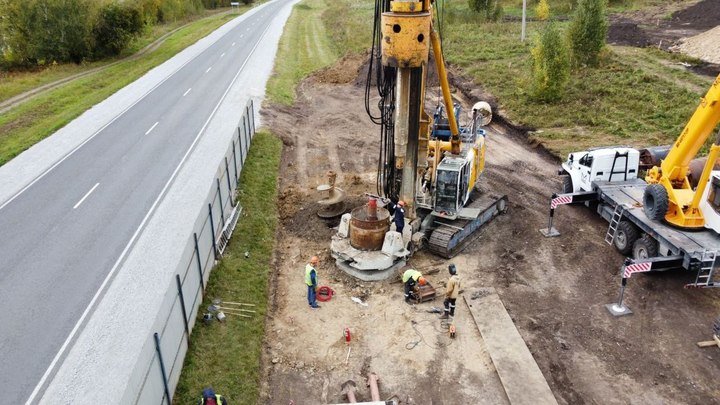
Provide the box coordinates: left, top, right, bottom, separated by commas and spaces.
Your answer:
129, 100, 256, 404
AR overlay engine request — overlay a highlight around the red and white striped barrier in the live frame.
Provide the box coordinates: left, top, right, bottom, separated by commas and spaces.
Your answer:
550, 195, 573, 209
623, 262, 652, 278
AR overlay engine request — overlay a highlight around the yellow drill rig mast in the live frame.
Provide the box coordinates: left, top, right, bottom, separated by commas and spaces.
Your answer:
378, 0, 462, 218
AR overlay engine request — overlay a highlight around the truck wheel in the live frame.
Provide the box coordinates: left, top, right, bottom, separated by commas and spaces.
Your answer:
633, 235, 658, 259
614, 220, 639, 255
644, 184, 669, 221
562, 176, 573, 193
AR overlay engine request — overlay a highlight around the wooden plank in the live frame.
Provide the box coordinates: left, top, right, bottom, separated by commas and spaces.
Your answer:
697, 340, 719, 348
464, 289, 558, 405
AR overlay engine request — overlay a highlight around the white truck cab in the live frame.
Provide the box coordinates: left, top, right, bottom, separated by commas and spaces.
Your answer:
561, 147, 640, 193
699, 171, 720, 233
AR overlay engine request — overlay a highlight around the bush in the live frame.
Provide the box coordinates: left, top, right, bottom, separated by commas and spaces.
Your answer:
0, 0, 95, 65
94, 3, 144, 57
535, 0, 550, 21
0, 0, 220, 67
567, 0, 608, 67
530, 23, 570, 102
468, 0, 501, 21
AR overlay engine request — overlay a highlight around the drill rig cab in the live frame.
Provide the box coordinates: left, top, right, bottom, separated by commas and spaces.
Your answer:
434, 157, 471, 217
329, 0, 507, 280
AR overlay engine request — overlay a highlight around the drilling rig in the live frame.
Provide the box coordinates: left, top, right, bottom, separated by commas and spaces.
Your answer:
330, 0, 507, 280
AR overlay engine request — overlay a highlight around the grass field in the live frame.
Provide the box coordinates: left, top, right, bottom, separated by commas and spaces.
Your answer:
323, 0, 715, 157
0, 11, 228, 103
0, 7, 253, 166
265, 0, 338, 105
438, 3, 715, 156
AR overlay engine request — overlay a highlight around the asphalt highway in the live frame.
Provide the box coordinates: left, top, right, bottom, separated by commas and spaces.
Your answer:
0, 1, 292, 401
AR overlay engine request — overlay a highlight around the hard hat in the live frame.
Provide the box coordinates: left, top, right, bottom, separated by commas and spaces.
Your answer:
448, 264, 457, 275
310, 256, 319, 264
398, 200, 406, 207
418, 276, 427, 286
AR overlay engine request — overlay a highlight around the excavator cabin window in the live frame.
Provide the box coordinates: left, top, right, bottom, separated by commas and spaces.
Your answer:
435, 169, 459, 214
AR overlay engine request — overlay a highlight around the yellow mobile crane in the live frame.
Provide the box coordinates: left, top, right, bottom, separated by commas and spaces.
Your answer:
330, 0, 506, 277
549, 74, 720, 290
644, 74, 720, 229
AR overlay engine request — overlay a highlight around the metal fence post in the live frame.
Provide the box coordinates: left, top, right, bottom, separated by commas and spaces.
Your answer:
233, 138, 240, 183
175, 274, 190, 341
243, 117, 249, 154
154, 333, 171, 404
193, 232, 205, 293
216, 178, 226, 225
232, 141, 239, 186
225, 157, 233, 195
238, 125, 245, 167
250, 100, 256, 136
208, 204, 219, 259
246, 105, 251, 135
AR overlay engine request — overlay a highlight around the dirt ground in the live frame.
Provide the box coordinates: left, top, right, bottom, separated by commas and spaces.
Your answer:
257, 7, 720, 403
608, 0, 720, 75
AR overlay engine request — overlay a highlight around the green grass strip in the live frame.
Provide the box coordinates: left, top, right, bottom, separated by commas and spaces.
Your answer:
265, 0, 338, 105
173, 131, 281, 405
0, 8, 253, 166
440, 17, 714, 156
176, 0, 341, 401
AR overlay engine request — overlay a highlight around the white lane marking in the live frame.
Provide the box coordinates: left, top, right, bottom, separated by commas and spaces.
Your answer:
221, 53, 225, 58
25, 15, 277, 403
183, 88, 192, 97
145, 122, 159, 135
0, 34, 208, 213
206, 67, 212, 73
232, 42, 236, 46
73, 183, 99, 210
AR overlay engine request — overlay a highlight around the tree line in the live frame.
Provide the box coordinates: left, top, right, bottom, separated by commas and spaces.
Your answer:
0, 0, 250, 68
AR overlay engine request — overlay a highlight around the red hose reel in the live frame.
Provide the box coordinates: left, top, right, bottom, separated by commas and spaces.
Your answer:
316, 285, 334, 302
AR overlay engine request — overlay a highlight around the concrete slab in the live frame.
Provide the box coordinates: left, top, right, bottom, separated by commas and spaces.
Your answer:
335, 259, 405, 281
464, 288, 558, 405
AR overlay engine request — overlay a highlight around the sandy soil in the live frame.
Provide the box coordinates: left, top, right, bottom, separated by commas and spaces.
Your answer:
676, 25, 720, 65
608, 0, 720, 73
256, 48, 720, 404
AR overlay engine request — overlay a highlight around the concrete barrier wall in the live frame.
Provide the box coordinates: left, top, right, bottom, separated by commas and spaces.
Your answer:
127, 100, 256, 404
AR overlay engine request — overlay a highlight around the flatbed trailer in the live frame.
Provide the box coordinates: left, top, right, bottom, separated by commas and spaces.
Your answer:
546, 178, 720, 288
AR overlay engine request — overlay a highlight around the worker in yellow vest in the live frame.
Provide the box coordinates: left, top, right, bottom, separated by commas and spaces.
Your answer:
402, 268, 426, 304
305, 256, 320, 309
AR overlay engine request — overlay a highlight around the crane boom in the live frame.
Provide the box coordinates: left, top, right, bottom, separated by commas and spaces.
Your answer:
644, 74, 720, 228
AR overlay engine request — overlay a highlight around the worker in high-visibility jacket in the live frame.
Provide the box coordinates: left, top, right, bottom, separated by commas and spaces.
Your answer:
441, 264, 460, 319
198, 387, 227, 405
402, 268, 425, 304
305, 256, 321, 309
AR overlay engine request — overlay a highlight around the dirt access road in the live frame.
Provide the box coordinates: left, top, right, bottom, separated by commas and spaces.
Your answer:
258, 10, 720, 403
